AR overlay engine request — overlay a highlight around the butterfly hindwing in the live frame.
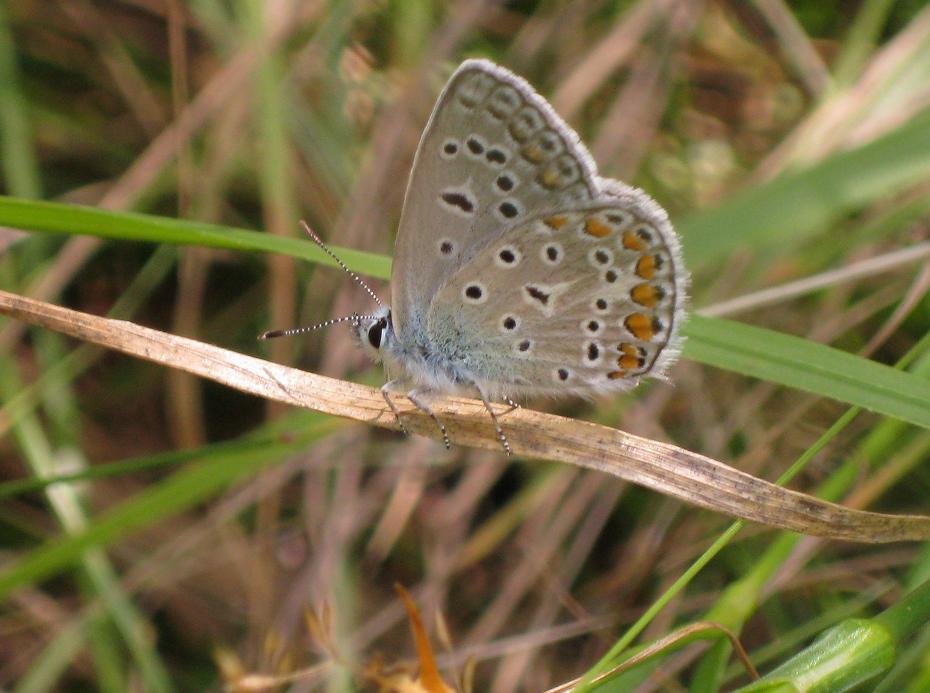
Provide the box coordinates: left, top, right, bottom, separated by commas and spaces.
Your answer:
391, 59, 601, 345
424, 201, 686, 398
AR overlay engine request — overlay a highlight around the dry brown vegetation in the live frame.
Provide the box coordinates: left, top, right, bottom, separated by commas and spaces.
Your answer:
2, 1, 930, 691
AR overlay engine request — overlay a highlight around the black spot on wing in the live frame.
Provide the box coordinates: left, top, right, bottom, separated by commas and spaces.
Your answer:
524, 285, 550, 305
440, 191, 475, 214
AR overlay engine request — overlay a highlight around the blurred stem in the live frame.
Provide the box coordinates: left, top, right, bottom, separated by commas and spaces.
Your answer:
166, 0, 207, 449
0, 245, 176, 441
873, 621, 930, 692
0, 422, 333, 601
735, 619, 895, 692
736, 578, 930, 691
578, 334, 930, 691
242, 0, 298, 372
13, 617, 89, 693
0, 244, 176, 690
80, 578, 126, 693
832, 0, 896, 89
238, 0, 298, 664
874, 576, 930, 642
0, 2, 41, 198
0, 362, 173, 692
33, 329, 80, 447
690, 345, 930, 690
32, 330, 126, 687
0, 2, 53, 277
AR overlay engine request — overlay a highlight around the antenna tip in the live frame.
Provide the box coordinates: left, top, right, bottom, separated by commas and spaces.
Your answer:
258, 330, 281, 340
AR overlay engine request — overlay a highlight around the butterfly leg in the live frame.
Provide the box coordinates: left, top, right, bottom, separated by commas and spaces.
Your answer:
475, 385, 513, 457
406, 389, 451, 450
381, 381, 410, 437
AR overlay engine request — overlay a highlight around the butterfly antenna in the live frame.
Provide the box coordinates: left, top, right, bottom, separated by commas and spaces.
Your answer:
259, 313, 379, 340
300, 220, 384, 309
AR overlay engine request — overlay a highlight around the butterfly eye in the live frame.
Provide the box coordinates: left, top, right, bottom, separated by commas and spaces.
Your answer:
368, 318, 387, 349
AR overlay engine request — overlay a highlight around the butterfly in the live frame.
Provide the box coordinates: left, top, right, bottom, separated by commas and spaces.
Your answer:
264, 60, 687, 455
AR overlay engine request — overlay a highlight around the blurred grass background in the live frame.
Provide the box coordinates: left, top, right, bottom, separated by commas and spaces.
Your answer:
1, 1, 930, 691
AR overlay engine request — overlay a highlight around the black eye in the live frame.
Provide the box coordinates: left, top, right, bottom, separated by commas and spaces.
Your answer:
368, 319, 386, 348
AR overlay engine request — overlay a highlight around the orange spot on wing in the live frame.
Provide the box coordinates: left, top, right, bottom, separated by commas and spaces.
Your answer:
625, 313, 655, 340
521, 143, 545, 162
636, 254, 657, 279
544, 215, 568, 230
618, 354, 639, 370
584, 217, 611, 238
618, 342, 646, 370
607, 370, 627, 380
631, 283, 660, 308
623, 229, 647, 250
540, 166, 562, 188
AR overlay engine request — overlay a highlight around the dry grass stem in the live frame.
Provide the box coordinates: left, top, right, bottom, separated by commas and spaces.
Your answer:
700, 241, 930, 318
542, 621, 759, 693
2, 289, 928, 544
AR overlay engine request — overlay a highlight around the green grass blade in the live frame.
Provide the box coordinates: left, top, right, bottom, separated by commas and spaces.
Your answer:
0, 438, 274, 500
0, 195, 392, 280
0, 360, 173, 692
832, 0, 896, 87
0, 418, 337, 602
683, 315, 930, 430
4, 197, 930, 431
13, 618, 88, 693
0, 370, 172, 691
678, 109, 930, 268
0, 3, 41, 198
737, 577, 930, 691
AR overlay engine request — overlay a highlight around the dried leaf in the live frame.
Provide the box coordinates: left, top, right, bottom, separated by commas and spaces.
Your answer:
395, 584, 455, 693
2, 289, 928, 543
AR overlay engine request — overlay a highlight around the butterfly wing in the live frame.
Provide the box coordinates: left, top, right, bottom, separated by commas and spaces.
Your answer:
424, 199, 687, 398
391, 59, 601, 345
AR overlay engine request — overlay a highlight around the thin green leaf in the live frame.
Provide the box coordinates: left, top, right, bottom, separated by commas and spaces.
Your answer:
0, 195, 392, 280
683, 315, 930, 430
4, 198, 930, 431
0, 3, 42, 198
678, 110, 930, 268
0, 419, 337, 602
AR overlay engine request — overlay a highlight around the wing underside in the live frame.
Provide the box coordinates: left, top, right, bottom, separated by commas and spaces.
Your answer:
425, 202, 686, 398
390, 60, 600, 344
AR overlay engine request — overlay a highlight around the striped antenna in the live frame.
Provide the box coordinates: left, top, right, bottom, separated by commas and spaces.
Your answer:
259, 222, 384, 341
259, 313, 379, 340
300, 220, 384, 308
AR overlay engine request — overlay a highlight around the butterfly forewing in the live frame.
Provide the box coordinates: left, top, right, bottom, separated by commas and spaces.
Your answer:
425, 203, 686, 398
391, 59, 601, 345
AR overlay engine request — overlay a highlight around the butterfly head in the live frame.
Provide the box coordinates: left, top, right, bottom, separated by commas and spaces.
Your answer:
259, 220, 397, 357
352, 305, 394, 363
